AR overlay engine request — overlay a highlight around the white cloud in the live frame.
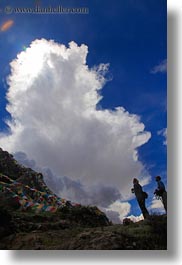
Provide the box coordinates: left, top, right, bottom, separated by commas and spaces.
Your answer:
126, 214, 144, 223
104, 210, 121, 224
149, 197, 165, 214
150, 59, 167, 74
157, 128, 167, 145
106, 201, 131, 223
0, 39, 151, 213
14, 151, 122, 208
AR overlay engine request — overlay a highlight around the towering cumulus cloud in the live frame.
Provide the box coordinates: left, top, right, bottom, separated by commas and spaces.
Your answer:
0, 39, 151, 221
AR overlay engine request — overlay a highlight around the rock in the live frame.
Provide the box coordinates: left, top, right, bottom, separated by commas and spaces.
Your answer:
0, 208, 15, 238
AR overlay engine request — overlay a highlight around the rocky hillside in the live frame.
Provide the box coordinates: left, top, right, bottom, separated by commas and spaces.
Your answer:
0, 148, 167, 250
0, 148, 108, 217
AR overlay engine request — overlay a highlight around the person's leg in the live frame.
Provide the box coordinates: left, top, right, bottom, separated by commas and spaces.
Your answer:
162, 192, 167, 213
138, 199, 149, 219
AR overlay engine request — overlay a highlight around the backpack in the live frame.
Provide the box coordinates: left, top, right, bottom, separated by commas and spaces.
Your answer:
142, 191, 148, 199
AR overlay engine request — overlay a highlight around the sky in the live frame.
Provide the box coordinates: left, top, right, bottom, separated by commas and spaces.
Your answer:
0, 0, 167, 223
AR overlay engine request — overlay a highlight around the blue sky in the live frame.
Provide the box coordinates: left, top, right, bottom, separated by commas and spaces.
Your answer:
0, 0, 167, 218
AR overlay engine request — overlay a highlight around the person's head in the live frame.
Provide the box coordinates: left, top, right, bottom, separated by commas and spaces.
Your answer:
133, 178, 139, 184
155, 176, 161, 181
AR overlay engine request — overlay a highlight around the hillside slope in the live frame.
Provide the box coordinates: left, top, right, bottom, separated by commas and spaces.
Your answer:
0, 148, 167, 250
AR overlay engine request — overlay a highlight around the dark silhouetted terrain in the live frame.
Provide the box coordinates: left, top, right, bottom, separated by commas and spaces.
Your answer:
0, 148, 167, 250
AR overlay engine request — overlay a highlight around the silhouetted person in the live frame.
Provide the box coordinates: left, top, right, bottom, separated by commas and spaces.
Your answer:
154, 176, 167, 213
131, 178, 149, 219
